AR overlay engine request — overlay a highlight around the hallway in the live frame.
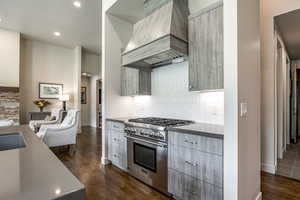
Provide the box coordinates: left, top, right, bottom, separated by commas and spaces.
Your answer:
277, 140, 300, 180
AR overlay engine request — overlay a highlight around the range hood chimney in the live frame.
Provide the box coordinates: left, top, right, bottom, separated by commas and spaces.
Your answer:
122, 0, 189, 68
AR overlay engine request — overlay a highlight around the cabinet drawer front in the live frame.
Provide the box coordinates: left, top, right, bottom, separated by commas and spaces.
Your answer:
168, 169, 222, 200
110, 141, 126, 166
169, 145, 223, 187
107, 121, 125, 133
168, 131, 223, 155
111, 131, 125, 144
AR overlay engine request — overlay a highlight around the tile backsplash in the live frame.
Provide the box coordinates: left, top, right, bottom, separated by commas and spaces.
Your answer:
0, 87, 20, 124
133, 62, 224, 124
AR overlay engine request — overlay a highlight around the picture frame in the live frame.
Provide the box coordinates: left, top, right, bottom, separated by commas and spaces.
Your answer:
81, 87, 87, 104
39, 83, 63, 99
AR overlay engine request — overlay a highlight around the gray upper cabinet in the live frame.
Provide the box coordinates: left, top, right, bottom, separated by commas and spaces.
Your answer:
121, 67, 151, 96
189, 2, 224, 91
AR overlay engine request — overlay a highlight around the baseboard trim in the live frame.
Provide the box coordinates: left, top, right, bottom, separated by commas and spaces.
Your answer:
262, 163, 276, 174
101, 156, 110, 165
255, 192, 262, 200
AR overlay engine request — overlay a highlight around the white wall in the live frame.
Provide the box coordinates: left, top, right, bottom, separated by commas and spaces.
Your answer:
224, 0, 261, 199
19, 39, 78, 124
101, 0, 134, 163
134, 62, 224, 124
261, 0, 300, 174
82, 51, 101, 76
0, 29, 20, 87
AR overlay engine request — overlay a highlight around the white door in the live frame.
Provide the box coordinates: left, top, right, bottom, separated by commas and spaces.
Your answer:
291, 65, 298, 143
277, 43, 284, 159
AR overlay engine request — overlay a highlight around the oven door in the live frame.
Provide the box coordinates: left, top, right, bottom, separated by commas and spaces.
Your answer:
126, 136, 168, 194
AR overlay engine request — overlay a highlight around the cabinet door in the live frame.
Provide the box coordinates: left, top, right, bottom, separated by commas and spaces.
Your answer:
139, 70, 151, 95
107, 121, 127, 170
168, 169, 223, 200
189, 4, 223, 91
121, 67, 151, 96
169, 145, 223, 187
106, 121, 113, 161
121, 67, 139, 96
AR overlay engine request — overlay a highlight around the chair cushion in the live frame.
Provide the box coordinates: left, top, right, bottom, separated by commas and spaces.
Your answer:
61, 115, 73, 126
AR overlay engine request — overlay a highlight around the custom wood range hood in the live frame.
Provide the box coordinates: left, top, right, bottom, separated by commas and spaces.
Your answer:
122, 0, 189, 68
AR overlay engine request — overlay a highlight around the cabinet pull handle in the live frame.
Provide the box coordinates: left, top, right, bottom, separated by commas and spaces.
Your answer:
184, 140, 197, 145
185, 161, 198, 167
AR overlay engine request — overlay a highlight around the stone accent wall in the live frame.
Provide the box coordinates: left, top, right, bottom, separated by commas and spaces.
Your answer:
0, 87, 20, 123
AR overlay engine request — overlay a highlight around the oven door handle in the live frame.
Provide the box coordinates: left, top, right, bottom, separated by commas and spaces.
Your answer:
125, 136, 167, 148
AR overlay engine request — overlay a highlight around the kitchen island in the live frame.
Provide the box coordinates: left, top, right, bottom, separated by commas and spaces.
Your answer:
0, 125, 85, 200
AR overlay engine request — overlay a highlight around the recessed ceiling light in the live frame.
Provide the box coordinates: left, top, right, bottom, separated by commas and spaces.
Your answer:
73, 1, 81, 8
53, 32, 61, 37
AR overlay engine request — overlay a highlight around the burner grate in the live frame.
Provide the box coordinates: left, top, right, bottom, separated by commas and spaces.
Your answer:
128, 117, 193, 127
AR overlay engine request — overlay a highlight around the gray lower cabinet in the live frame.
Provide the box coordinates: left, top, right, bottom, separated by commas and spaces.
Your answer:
168, 169, 222, 200
121, 66, 151, 96
107, 121, 127, 170
188, 2, 224, 91
168, 131, 223, 200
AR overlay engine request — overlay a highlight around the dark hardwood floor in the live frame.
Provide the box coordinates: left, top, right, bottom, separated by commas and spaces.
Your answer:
262, 172, 300, 200
52, 126, 300, 200
52, 127, 169, 200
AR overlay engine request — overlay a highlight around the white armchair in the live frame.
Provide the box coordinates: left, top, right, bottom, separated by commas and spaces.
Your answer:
37, 109, 80, 150
29, 109, 63, 131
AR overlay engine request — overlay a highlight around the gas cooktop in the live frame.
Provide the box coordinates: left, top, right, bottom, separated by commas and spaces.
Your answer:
128, 117, 194, 127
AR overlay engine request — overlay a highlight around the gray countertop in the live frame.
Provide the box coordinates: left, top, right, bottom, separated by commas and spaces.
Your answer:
106, 118, 224, 138
106, 117, 131, 123
167, 123, 224, 139
0, 125, 85, 200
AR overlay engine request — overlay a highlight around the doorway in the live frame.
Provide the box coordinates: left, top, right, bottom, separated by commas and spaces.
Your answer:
97, 79, 102, 128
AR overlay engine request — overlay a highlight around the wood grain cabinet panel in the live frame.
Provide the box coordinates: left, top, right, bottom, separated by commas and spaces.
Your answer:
107, 121, 127, 170
121, 66, 151, 96
168, 169, 223, 200
168, 131, 223, 200
188, 3, 224, 91
168, 131, 223, 155
169, 145, 223, 187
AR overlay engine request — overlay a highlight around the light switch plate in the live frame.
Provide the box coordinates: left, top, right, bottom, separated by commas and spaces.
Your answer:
240, 102, 248, 117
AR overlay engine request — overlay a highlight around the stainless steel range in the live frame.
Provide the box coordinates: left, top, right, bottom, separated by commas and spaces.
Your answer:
125, 117, 194, 195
